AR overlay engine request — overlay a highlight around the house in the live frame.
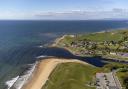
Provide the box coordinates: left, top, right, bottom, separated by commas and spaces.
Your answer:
110, 52, 116, 55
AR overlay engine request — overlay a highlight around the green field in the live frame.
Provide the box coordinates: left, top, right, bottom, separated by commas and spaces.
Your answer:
42, 63, 99, 89
58, 30, 128, 45
77, 30, 127, 42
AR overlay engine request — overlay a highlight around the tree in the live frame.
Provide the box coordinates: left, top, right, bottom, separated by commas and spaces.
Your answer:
91, 43, 98, 55
123, 76, 128, 89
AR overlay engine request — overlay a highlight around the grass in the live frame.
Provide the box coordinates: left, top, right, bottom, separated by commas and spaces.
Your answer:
52, 30, 128, 89
58, 35, 75, 46
117, 71, 128, 88
42, 63, 99, 89
78, 32, 121, 42
56, 29, 128, 59
58, 30, 128, 45
77, 30, 128, 42
41, 61, 127, 89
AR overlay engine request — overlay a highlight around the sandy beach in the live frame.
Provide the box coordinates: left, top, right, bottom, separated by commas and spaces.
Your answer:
51, 35, 66, 47
22, 57, 87, 89
51, 34, 76, 55
52, 34, 75, 47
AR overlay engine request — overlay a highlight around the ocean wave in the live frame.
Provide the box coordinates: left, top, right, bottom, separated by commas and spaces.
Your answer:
36, 55, 48, 59
5, 62, 37, 89
37, 45, 44, 48
5, 76, 19, 89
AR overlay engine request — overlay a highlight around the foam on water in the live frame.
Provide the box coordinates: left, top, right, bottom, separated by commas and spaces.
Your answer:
5, 76, 19, 89
36, 55, 48, 59
5, 62, 37, 89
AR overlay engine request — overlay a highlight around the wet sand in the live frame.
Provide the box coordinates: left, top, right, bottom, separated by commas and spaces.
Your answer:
22, 57, 87, 89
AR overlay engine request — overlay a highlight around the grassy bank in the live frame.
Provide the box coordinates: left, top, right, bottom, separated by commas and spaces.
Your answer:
42, 63, 99, 89
41, 62, 128, 89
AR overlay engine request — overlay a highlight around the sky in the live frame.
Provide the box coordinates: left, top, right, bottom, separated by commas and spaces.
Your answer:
0, 0, 128, 20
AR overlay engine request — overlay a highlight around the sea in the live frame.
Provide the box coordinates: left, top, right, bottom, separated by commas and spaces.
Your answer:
0, 20, 128, 89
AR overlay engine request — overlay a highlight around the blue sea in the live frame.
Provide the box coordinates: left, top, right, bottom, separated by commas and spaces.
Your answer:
0, 20, 128, 89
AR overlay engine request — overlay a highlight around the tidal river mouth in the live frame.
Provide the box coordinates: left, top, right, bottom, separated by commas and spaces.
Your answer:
5, 46, 128, 89
3, 40, 128, 89
37, 47, 128, 67
1, 20, 128, 89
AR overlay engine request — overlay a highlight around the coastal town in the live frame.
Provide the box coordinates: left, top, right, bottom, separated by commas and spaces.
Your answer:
57, 30, 128, 60
55, 30, 128, 89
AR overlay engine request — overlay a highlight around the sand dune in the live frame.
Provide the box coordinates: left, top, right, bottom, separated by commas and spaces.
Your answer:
22, 58, 87, 89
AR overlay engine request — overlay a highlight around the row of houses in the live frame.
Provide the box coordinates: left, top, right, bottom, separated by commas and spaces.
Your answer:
70, 40, 128, 49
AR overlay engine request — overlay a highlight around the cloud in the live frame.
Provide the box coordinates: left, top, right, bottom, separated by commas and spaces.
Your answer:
0, 8, 128, 20
34, 8, 128, 20
35, 10, 88, 17
0, 10, 34, 19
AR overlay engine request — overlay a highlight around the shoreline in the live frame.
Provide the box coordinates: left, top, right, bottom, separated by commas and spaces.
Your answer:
21, 57, 88, 89
6, 29, 128, 89
51, 35, 67, 47
6, 62, 37, 89
51, 30, 128, 61
50, 34, 76, 55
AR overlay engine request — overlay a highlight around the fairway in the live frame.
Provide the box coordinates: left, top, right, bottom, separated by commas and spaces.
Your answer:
42, 63, 98, 89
